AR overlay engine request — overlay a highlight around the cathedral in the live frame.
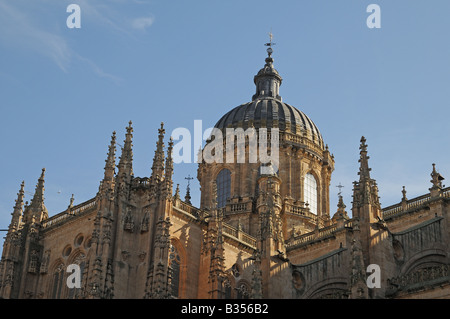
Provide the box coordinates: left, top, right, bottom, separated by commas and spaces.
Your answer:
1, 42, 449, 300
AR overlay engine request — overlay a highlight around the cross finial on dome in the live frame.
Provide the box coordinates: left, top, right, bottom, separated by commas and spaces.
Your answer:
264, 30, 276, 58
185, 174, 194, 204
336, 183, 344, 196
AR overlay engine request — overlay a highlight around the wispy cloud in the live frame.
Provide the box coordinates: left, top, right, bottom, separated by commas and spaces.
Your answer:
75, 0, 134, 38
75, 54, 123, 85
131, 16, 155, 30
0, 1, 72, 72
0, 1, 129, 84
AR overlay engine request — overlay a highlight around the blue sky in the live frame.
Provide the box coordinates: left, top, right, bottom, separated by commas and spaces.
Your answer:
1, 0, 450, 247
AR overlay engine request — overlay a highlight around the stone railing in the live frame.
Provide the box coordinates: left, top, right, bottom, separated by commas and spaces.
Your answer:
226, 202, 252, 214
178, 201, 199, 217
222, 223, 257, 249
282, 132, 324, 155
382, 205, 403, 219
42, 198, 97, 229
71, 198, 97, 215
286, 223, 338, 250
382, 186, 450, 219
444, 188, 450, 198
284, 202, 317, 220
344, 219, 353, 229
173, 199, 256, 249
172, 199, 209, 221
229, 203, 247, 213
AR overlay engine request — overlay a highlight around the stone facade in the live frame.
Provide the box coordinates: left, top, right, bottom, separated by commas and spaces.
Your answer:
1, 47, 449, 299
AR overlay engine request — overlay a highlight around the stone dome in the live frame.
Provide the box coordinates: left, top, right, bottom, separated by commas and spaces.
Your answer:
214, 98, 324, 148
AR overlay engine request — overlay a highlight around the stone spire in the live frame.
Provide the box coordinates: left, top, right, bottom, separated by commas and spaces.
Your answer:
104, 131, 116, 183
151, 122, 165, 183
357, 136, 371, 182
30, 168, 45, 210
117, 121, 134, 182
0, 180, 26, 299
352, 137, 380, 209
24, 168, 48, 222
252, 32, 283, 101
9, 181, 25, 232
350, 137, 389, 299
163, 137, 174, 198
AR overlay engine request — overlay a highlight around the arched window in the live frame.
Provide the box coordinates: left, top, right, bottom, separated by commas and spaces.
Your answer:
304, 173, 318, 215
169, 244, 181, 298
51, 263, 65, 299
216, 169, 231, 208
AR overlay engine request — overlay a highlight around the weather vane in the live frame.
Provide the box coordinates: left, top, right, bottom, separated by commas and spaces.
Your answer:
336, 183, 344, 196
185, 175, 194, 188
264, 30, 276, 57
184, 175, 194, 204
184, 174, 194, 187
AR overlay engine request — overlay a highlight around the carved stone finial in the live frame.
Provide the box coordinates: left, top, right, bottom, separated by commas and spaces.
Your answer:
127, 121, 133, 133
402, 186, 407, 201
174, 183, 180, 200
430, 163, 444, 189
68, 194, 74, 209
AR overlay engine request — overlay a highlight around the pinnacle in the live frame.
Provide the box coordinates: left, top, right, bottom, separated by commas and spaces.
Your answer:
357, 136, 371, 181
30, 168, 46, 209
117, 122, 134, 180
14, 181, 25, 210
158, 122, 165, 136
103, 131, 117, 183
152, 123, 166, 171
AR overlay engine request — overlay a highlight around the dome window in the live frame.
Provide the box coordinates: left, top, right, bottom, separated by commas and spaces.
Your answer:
304, 173, 318, 215
216, 169, 231, 208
